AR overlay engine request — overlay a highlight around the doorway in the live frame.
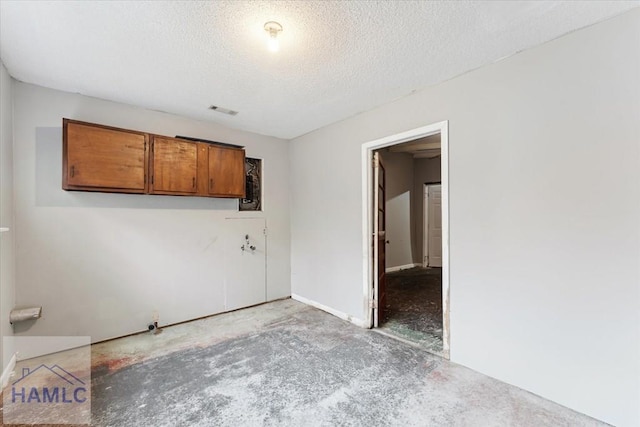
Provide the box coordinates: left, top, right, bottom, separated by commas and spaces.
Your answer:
375, 143, 442, 355
361, 121, 450, 359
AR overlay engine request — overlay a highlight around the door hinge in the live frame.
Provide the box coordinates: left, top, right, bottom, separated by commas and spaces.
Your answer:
263, 228, 267, 236
369, 298, 378, 309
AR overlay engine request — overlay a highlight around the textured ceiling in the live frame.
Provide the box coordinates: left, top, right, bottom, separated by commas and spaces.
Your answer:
1, 1, 637, 139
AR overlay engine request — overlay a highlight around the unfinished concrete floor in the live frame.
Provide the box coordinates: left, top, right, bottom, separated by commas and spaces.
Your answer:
3, 299, 605, 426
380, 267, 444, 356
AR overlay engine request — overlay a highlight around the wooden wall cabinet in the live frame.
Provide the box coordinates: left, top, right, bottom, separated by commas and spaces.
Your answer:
63, 119, 149, 193
208, 145, 245, 198
63, 119, 246, 199
150, 137, 245, 198
149, 136, 199, 195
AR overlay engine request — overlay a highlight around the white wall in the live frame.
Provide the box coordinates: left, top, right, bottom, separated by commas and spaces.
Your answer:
0, 62, 16, 376
290, 9, 639, 427
379, 151, 414, 270
412, 156, 441, 265
12, 82, 290, 343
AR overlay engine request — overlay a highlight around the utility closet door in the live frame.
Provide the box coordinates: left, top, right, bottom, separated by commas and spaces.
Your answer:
224, 218, 267, 311
427, 185, 443, 267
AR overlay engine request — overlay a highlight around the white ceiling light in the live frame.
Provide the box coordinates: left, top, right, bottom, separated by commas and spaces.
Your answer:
264, 21, 283, 53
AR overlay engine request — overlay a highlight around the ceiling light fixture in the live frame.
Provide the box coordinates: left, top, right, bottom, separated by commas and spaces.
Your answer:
264, 21, 283, 53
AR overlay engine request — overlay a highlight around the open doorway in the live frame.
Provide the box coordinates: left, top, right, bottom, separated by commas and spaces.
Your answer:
376, 138, 443, 356
362, 121, 449, 359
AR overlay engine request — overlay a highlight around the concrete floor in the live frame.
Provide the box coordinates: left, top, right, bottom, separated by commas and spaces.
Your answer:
380, 267, 444, 356
2, 299, 606, 426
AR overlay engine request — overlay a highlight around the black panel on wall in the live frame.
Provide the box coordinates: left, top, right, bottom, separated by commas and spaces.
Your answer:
240, 158, 261, 211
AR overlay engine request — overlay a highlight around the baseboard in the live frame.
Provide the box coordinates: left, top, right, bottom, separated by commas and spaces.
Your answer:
291, 294, 368, 328
385, 263, 419, 273
1, 353, 16, 390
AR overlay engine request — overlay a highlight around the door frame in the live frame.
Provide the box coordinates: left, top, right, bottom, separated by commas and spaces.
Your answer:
423, 183, 442, 268
372, 152, 386, 327
361, 120, 450, 359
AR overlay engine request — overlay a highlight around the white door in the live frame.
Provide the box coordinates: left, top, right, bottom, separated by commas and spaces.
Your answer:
224, 218, 267, 311
425, 184, 442, 267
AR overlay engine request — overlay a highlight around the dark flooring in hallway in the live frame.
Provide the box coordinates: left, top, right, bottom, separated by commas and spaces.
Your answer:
380, 267, 443, 355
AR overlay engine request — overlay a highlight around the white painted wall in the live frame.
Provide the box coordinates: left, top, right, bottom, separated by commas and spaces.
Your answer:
290, 9, 640, 427
12, 82, 290, 343
379, 151, 414, 270
412, 157, 441, 265
0, 62, 16, 375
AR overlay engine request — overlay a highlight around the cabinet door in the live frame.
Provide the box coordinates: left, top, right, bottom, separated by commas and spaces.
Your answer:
151, 137, 198, 195
208, 146, 245, 198
63, 120, 148, 193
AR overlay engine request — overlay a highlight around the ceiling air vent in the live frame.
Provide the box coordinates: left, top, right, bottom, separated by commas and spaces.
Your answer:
209, 105, 239, 116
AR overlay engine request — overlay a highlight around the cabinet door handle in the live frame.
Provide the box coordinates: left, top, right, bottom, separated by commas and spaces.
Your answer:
70, 165, 75, 177
192, 177, 196, 188
209, 178, 213, 189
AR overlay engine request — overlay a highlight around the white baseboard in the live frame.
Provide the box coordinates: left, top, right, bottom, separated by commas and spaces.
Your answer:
291, 294, 368, 328
1, 353, 16, 390
385, 263, 419, 273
